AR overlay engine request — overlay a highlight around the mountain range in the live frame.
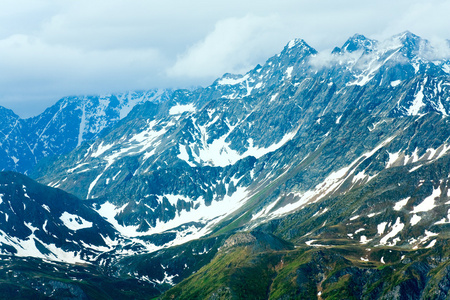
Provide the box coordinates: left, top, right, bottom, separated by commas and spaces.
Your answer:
0, 90, 173, 174
2, 31, 450, 299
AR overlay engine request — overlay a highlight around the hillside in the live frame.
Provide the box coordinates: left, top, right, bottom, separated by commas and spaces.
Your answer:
1, 32, 450, 299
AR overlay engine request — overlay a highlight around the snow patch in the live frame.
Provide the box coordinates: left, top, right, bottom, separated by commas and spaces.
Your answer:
379, 217, 404, 246
42, 204, 51, 212
377, 222, 388, 235
410, 214, 421, 226
59, 212, 93, 231
270, 93, 279, 103
169, 103, 196, 115
360, 236, 371, 244
355, 228, 365, 234
153, 271, 178, 286
367, 212, 381, 218
91, 142, 113, 158
286, 66, 294, 78
0, 229, 87, 264
393, 197, 410, 211
386, 151, 401, 168
426, 239, 437, 248
409, 165, 422, 173
96, 187, 249, 243
407, 78, 427, 116
180, 130, 296, 168
218, 74, 249, 85
177, 145, 195, 167
390, 80, 402, 87
412, 186, 440, 213
271, 137, 394, 216
288, 39, 299, 49
251, 200, 279, 221
413, 230, 439, 249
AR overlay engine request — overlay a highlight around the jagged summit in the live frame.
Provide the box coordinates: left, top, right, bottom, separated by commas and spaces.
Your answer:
282, 37, 317, 56
1, 31, 449, 176
284, 37, 312, 50
329, 31, 449, 63
35, 30, 450, 242
334, 33, 378, 54
389, 31, 430, 59
3, 31, 450, 298
394, 30, 421, 44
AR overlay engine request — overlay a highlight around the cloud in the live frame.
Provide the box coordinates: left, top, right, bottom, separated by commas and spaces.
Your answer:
167, 15, 284, 82
308, 50, 363, 70
0, 34, 166, 117
375, 0, 450, 40
1, 0, 450, 117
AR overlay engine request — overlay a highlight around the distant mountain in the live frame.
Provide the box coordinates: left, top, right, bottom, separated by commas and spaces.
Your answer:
0, 171, 118, 262
0, 89, 172, 174
3, 32, 450, 298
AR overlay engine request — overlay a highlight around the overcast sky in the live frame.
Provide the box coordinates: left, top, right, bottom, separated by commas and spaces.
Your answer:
1, 0, 450, 117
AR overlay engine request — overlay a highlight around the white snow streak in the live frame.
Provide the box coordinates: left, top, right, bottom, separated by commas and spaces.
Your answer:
407, 78, 427, 116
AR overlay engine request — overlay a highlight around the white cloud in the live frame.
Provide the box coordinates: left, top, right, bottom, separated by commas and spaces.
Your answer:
374, 1, 450, 40
0, 34, 166, 117
309, 50, 364, 70
167, 15, 284, 81
0, 0, 450, 117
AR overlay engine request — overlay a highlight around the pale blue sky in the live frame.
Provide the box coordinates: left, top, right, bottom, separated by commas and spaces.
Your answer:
1, 0, 449, 117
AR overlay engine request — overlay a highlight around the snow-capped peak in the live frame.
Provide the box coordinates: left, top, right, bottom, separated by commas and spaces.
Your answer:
340, 34, 377, 53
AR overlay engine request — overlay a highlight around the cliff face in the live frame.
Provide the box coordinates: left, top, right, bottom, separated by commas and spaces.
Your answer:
2, 32, 450, 299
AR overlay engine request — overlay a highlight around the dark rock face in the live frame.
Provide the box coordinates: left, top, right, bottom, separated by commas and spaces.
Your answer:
0, 256, 161, 300
27, 33, 450, 256
0, 171, 117, 261
3, 32, 450, 299
433, 265, 450, 299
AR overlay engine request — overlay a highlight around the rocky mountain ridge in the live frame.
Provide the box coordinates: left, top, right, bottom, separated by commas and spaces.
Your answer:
2, 31, 450, 299
0, 89, 172, 174
35, 31, 450, 248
